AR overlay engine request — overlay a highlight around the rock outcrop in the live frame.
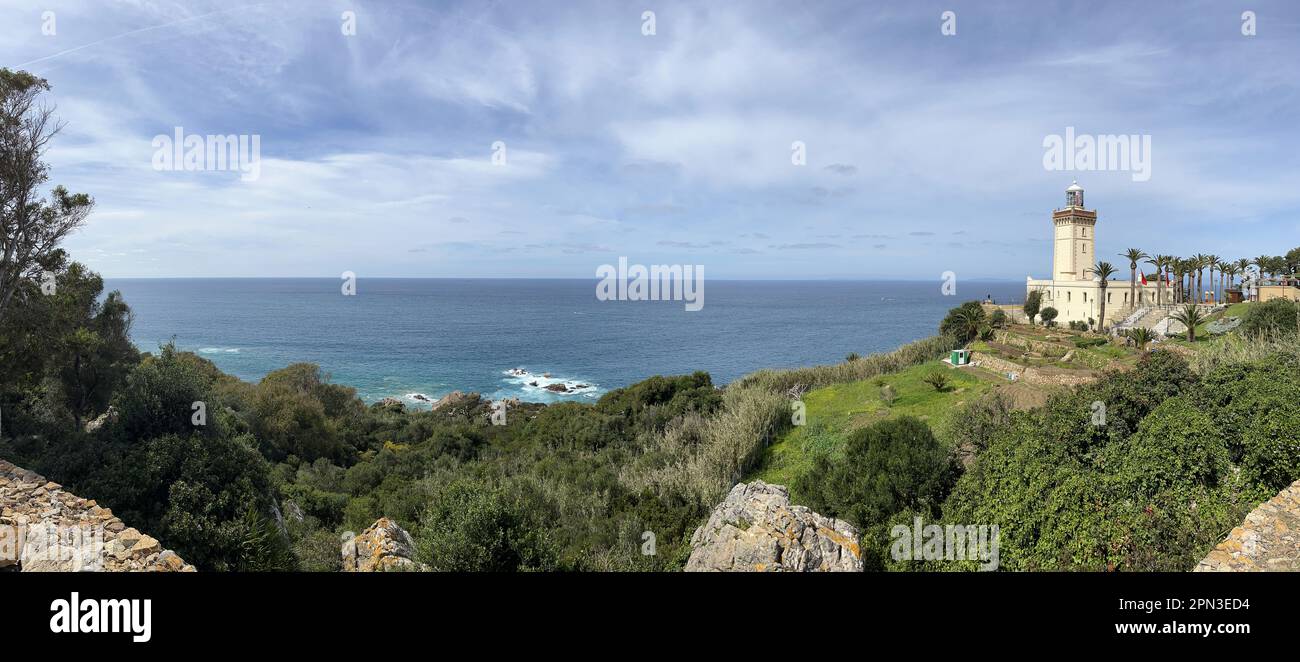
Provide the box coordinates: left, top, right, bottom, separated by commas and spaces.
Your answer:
430, 390, 474, 411
1194, 479, 1300, 572
341, 517, 422, 572
0, 459, 194, 572
685, 481, 863, 572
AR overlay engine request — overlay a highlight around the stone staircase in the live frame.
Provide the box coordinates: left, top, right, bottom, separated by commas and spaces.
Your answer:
1111, 306, 1169, 335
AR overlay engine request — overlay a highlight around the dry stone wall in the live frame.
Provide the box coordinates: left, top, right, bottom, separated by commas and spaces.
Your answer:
1194, 479, 1300, 572
0, 459, 194, 572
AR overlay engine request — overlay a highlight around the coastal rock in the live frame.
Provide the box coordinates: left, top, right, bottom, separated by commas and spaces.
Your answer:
544, 383, 569, 393
430, 390, 474, 411
685, 481, 863, 572
342, 517, 422, 572
373, 397, 405, 411
1194, 479, 1300, 572
0, 459, 195, 572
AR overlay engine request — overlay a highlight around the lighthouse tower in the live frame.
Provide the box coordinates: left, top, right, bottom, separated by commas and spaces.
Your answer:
1052, 180, 1097, 282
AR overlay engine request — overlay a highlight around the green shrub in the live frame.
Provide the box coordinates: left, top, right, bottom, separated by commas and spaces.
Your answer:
921, 370, 950, 392
415, 480, 559, 572
989, 309, 1008, 328
1072, 336, 1108, 349
1039, 307, 1058, 327
794, 417, 958, 570
1242, 299, 1300, 338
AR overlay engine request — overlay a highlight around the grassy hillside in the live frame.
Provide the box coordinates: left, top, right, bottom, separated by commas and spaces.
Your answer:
750, 361, 993, 493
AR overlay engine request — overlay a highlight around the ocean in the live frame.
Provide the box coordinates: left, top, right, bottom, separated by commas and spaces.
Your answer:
104, 278, 1025, 407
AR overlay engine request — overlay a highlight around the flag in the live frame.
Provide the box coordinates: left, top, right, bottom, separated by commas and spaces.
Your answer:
1140, 272, 1148, 285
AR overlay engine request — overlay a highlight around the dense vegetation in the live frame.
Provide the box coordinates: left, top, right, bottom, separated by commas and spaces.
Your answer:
4, 71, 1299, 572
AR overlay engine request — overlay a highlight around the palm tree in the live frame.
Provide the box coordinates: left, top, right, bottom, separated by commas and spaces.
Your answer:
1193, 254, 1208, 304
1171, 304, 1205, 342
1121, 248, 1148, 310
1172, 258, 1187, 304
1093, 261, 1118, 331
1127, 327, 1155, 354
1145, 255, 1163, 306
1201, 253, 1211, 303
948, 306, 985, 345
1221, 263, 1238, 297
1156, 254, 1173, 306
1254, 255, 1271, 280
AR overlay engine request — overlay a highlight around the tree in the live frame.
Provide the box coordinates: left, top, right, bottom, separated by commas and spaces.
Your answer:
1193, 254, 1208, 303
939, 301, 986, 344
1127, 327, 1155, 354
1039, 306, 1058, 327
1286, 247, 1300, 276
1146, 255, 1165, 306
1121, 249, 1147, 310
1093, 261, 1117, 330
0, 69, 95, 323
1253, 255, 1271, 280
1170, 304, 1204, 342
1023, 290, 1042, 325
1206, 254, 1220, 303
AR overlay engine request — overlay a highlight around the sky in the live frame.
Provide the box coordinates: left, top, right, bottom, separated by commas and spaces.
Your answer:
2, 0, 1298, 279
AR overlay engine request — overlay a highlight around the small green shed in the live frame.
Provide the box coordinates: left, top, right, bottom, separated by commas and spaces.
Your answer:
950, 349, 971, 366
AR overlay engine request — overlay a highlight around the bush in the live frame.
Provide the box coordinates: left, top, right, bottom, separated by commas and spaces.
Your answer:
921, 370, 949, 391
989, 309, 1007, 328
1039, 307, 1058, 327
1242, 299, 1300, 338
1072, 336, 1108, 349
794, 417, 958, 570
415, 480, 559, 572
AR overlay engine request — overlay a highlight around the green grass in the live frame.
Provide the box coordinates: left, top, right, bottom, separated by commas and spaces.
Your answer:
747, 362, 994, 489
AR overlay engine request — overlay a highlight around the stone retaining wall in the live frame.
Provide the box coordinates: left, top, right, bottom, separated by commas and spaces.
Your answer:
969, 352, 1096, 388
0, 459, 194, 572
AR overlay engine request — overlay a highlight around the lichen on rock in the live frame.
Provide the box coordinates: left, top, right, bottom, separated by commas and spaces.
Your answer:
341, 517, 423, 572
685, 480, 863, 572
0, 459, 195, 572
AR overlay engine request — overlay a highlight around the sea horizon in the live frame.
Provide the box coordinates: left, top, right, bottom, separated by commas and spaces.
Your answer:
105, 278, 1028, 407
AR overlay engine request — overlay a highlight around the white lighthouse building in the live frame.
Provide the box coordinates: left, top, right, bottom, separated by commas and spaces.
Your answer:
1025, 182, 1169, 328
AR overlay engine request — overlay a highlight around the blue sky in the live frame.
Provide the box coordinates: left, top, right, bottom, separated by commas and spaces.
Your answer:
2, 0, 1298, 279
